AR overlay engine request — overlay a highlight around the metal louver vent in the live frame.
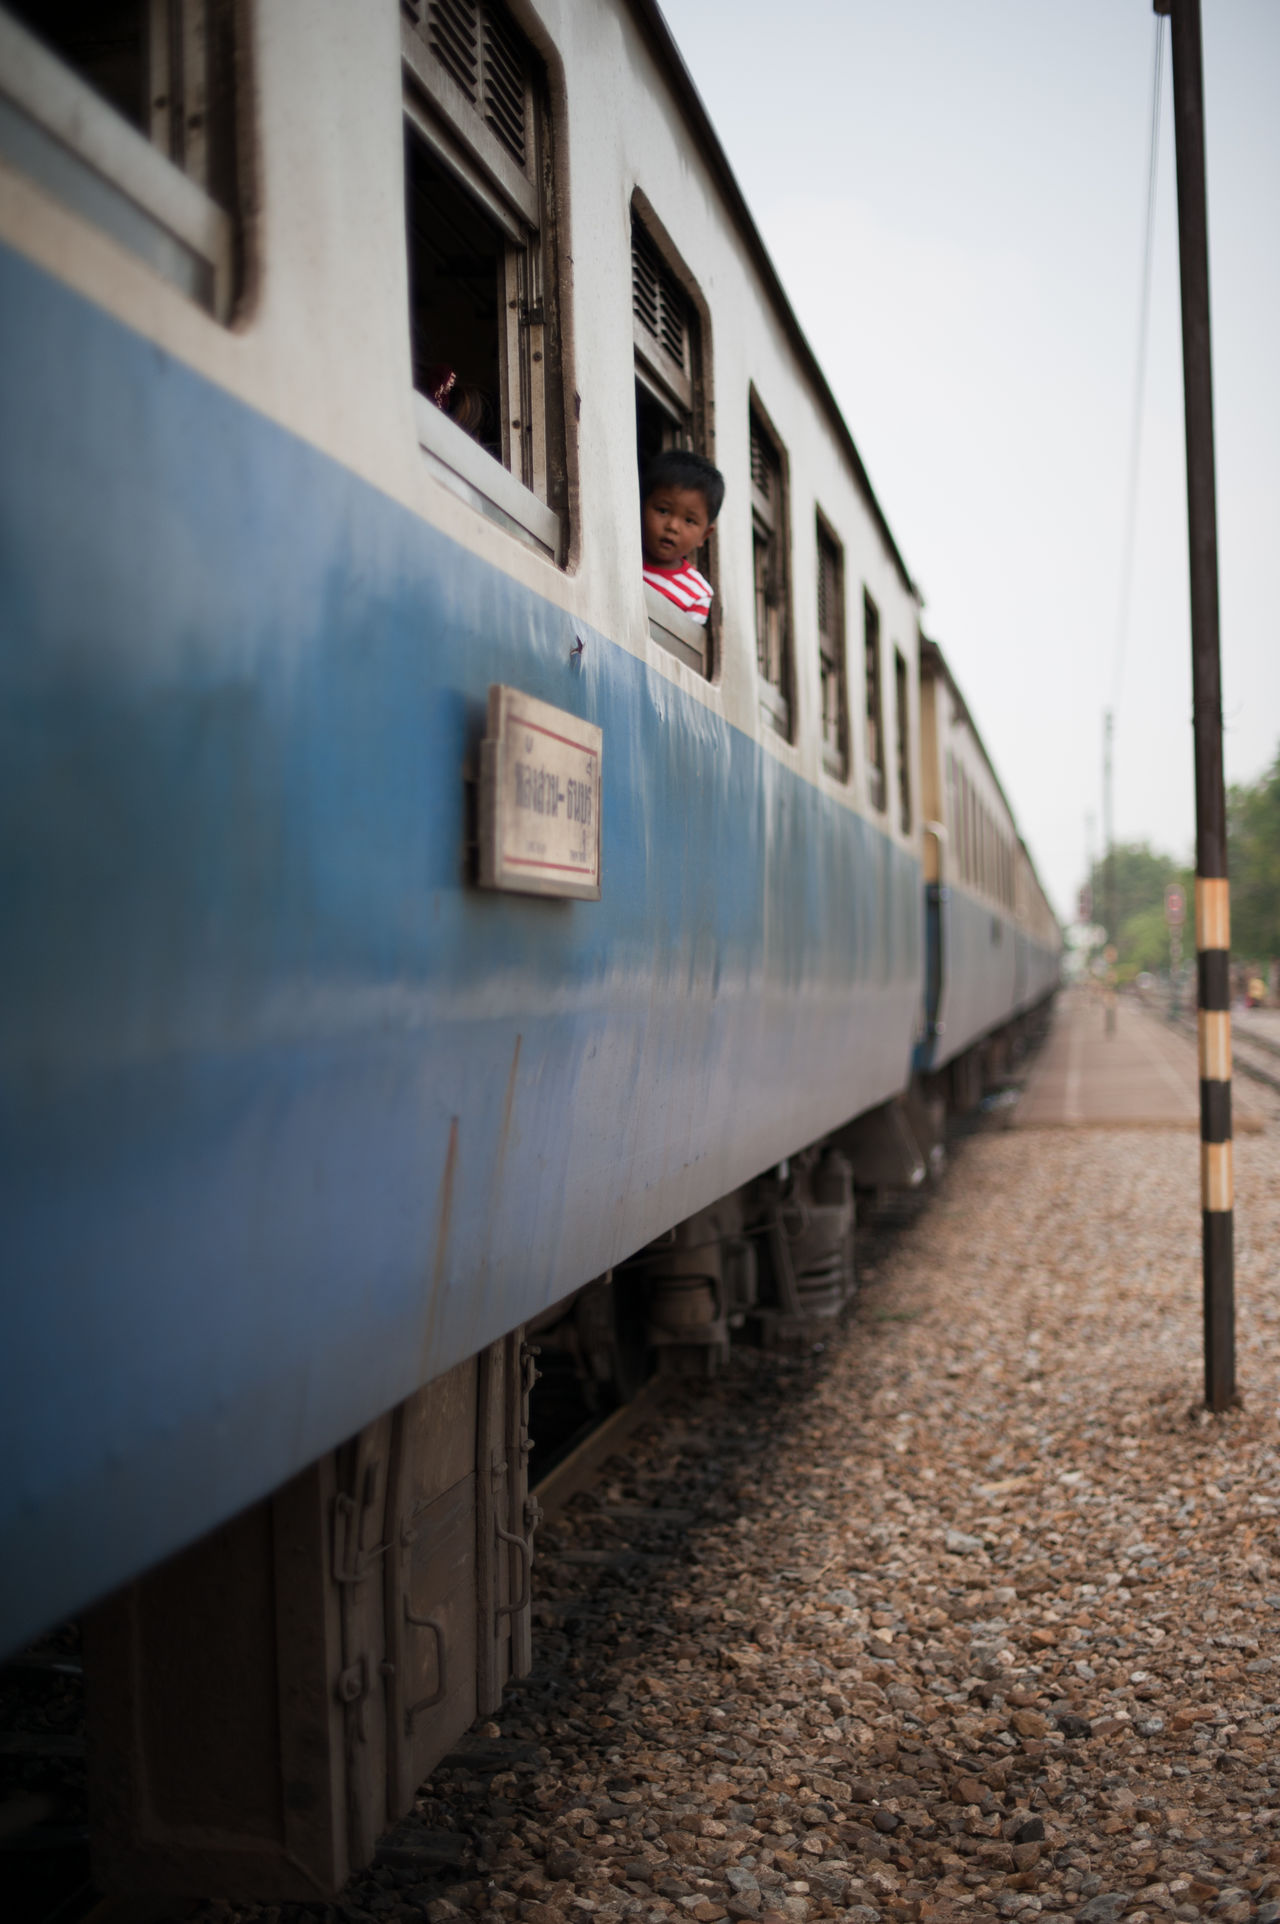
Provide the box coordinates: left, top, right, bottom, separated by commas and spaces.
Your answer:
427, 0, 480, 101
632, 230, 660, 336
750, 415, 774, 503
631, 220, 688, 373
818, 538, 838, 640
421, 0, 529, 169
658, 285, 683, 365
482, 4, 527, 165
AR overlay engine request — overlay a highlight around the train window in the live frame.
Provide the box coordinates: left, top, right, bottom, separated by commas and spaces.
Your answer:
946, 752, 957, 876
863, 591, 886, 811
989, 815, 997, 899
750, 400, 792, 739
402, 0, 564, 560
987, 812, 995, 898
0, 0, 239, 318
633, 214, 697, 459
960, 768, 972, 882
816, 516, 848, 779
632, 204, 714, 675
894, 647, 911, 835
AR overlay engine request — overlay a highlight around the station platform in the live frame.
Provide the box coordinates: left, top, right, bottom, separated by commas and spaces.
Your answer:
1014, 987, 1265, 1131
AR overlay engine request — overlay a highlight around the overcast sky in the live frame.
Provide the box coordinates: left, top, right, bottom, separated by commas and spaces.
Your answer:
666, 0, 1280, 925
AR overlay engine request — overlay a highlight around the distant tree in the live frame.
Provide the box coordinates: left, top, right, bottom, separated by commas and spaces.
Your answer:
1087, 842, 1190, 968
1228, 747, 1280, 960
1118, 903, 1179, 977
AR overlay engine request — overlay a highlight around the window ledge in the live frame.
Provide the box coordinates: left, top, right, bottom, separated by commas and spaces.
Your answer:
643, 584, 707, 673
414, 391, 560, 559
0, 8, 231, 318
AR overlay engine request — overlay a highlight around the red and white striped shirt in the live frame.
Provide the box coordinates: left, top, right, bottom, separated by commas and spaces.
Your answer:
643, 559, 714, 625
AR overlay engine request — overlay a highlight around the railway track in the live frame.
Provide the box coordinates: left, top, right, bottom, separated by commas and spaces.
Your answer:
1170, 1010, 1280, 1097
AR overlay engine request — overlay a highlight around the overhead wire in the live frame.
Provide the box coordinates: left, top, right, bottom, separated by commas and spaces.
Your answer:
1109, 13, 1167, 717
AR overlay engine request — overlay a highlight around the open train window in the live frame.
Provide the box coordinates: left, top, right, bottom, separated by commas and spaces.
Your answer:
750, 400, 791, 739
894, 647, 912, 835
816, 515, 848, 779
863, 590, 886, 810
632, 205, 714, 675
402, 0, 564, 561
0, 0, 239, 317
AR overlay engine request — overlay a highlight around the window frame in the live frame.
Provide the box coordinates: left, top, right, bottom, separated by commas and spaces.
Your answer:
946, 751, 958, 880
631, 206, 697, 431
749, 391, 793, 740
893, 646, 912, 836
960, 767, 972, 882
0, 4, 235, 320
815, 511, 849, 781
965, 777, 973, 884
863, 589, 886, 812
402, 0, 566, 561
631, 194, 716, 677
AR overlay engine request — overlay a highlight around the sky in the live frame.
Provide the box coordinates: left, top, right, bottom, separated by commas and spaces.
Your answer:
664, 0, 1280, 925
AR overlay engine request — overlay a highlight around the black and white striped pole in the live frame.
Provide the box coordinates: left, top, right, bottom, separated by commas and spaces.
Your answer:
1156, 0, 1235, 1410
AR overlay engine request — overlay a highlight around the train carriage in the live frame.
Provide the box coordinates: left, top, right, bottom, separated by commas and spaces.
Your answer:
917, 640, 1062, 1097
0, 0, 1059, 1896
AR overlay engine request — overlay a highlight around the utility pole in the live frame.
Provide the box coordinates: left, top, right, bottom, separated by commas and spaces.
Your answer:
1103, 710, 1116, 1035
1155, 0, 1235, 1411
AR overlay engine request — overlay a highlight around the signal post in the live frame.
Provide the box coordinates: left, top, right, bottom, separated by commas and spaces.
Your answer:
1156, 0, 1235, 1410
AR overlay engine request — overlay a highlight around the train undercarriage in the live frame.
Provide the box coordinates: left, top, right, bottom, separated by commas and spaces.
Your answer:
74, 1006, 1051, 1903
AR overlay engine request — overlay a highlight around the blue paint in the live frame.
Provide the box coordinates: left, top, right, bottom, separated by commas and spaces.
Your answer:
0, 249, 924, 1648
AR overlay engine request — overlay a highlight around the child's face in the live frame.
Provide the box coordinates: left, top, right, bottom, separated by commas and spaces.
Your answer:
642, 485, 714, 568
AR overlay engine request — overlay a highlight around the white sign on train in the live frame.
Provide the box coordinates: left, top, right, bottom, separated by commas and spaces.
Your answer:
478, 684, 602, 900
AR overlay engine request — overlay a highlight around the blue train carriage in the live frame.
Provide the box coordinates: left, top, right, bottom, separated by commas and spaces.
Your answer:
916, 638, 1063, 1106
0, 0, 1037, 1898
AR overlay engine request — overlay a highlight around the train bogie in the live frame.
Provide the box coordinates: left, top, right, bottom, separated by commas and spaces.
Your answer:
84, 1333, 536, 1899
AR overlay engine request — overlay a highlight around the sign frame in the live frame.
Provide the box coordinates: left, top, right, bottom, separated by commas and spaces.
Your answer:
478, 684, 602, 901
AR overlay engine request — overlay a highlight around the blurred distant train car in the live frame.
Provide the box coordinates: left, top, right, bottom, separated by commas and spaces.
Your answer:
0, 0, 1060, 1898
917, 640, 1063, 1105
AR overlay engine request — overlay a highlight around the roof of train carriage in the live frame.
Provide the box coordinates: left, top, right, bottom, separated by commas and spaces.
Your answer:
919, 635, 1060, 928
624, 0, 918, 604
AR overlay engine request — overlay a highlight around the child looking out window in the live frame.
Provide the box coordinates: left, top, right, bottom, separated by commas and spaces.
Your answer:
641, 450, 723, 626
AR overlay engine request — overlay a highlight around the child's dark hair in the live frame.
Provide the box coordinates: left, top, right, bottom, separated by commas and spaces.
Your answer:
641, 448, 724, 522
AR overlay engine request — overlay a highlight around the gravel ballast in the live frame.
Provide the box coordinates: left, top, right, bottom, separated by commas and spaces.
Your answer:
204, 1086, 1280, 1924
